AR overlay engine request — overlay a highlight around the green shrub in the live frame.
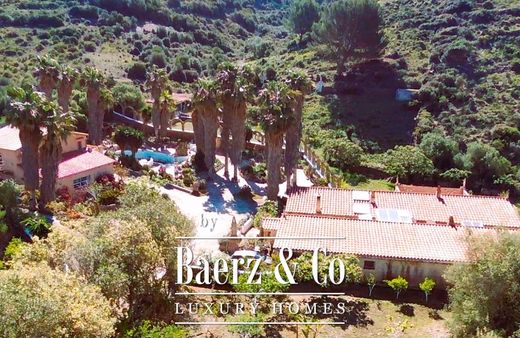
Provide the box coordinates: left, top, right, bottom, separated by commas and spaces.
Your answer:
97, 187, 121, 206
323, 138, 364, 171
148, 50, 167, 68
385, 276, 409, 299
84, 41, 97, 52
231, 9, 257, 32
21, 215, 51, 237
3, 238, 24, 261
125, 321, 186, 338
69, 6, 100, 21
127, 62, 147, 81
253, 200, 278, 228
441, 39, 473, 66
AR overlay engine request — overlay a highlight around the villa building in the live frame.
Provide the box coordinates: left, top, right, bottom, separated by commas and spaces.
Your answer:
263, 186, 520, 288
0, 126, 115, 193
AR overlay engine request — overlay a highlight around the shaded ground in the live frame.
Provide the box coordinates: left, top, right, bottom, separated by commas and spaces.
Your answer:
176, 285, 451, 338
161, 153, 312, 256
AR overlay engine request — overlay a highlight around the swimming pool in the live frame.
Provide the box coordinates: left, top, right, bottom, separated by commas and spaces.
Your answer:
124, 150, 188, 164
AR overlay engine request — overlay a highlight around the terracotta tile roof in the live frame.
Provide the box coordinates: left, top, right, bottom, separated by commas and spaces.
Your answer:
273, 216, 500, 263
171, 92, 193, 103
0, 126, 22, 151
284, 187, 520, 228
0, 126, 87, 152
286, 187, 355, 217
56, 150, 115, 179
396, 184, 467, 196
262, 217, 282, 231
146, 93, 192, 105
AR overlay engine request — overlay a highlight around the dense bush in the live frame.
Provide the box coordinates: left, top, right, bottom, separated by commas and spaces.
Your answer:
441, 39, 473, 67
455, 142, 512, 192
246, 37, 271, 58
0, 12, 65, 28
98, 11, 136, 31
382, 146, 435, 181
0, 263, 116, 337
69, 5, 100, 21
419, 132, 459, 171
231, 9, 257, 32
181, 1, 226, 18
127, 62, 147, 81
446, 232, 520, 337
323, 138, 364, 171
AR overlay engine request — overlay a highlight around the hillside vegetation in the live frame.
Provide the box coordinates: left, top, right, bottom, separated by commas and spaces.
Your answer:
0, 0, 519, 195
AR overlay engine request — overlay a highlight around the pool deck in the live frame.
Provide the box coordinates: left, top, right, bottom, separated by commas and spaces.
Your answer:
159, 155, 312, 256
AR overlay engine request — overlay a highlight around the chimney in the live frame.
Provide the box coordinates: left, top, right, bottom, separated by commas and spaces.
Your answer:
448, 216, 456, 228
461, 178, 467, 195
370, 191, 376, 206
436, 185, 442, 200
316, 194, 322, 214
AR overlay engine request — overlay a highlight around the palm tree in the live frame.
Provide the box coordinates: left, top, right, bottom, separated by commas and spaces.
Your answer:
39, 99, 77, 209
216, 63, 256, 181
216, 63, 236, 179
284, 71, 311, 189
145, 66, 169, 139
158, 89, 176, 138
34, 56, 59, 99
5, 87, 45, 209
99, 87, 114, 138
192, 79, 219, 173
56, 66, 78, 113
257, 81, 295, 200
80, 67, 106, 145
141, 104, 152, 135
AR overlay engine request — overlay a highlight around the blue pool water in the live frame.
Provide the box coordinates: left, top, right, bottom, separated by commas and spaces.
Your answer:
124, 150, 188, 164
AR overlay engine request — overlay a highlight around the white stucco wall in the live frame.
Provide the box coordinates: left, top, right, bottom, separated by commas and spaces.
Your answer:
61, 132, 88, 153
57, 164, 114, 193
0, 148, 24, 182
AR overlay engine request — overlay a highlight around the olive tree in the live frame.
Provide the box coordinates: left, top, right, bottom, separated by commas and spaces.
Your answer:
445, 231, 520, 337
0, 262, 116, 337
14, 180, 194, 325
383, 145, 435, 181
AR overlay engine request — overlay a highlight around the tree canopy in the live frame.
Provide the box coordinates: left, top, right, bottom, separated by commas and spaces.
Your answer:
112, 82, 145, 116
419, 132, 459, 172
382, 145, 435, 181
113, 126, 145, 157
314, 0, 385, 76
12, 180, 194, 327
445, 231, 520, 337
455, 142, 512, 192
0, 262, 116, 337
288, 0, 320, 43
322, 138, 364, 171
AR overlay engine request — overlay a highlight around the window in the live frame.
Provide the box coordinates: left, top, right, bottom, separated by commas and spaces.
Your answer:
363, 260, 375, 270
73, 176, 90, 189
77, 141, 83, 151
